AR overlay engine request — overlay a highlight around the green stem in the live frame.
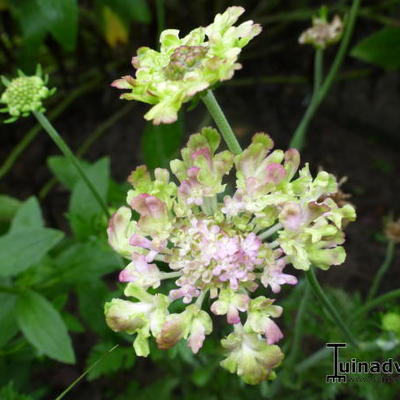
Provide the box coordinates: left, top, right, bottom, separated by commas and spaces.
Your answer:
306, 268, 358, 347
33, 111, 110, 218
289, 0, 362, 149
201, 90, 242, 155
313, 48, 324, 92
0, 78, 99, 180
353, 288, 400, 322
367, 240, 395, 302
286, 280, 311, 366
39, 102, 135, 199
54, 345, 119, 400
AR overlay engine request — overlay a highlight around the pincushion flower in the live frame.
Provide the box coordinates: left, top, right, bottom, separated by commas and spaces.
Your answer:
112, 6, 261, 124
0, 66, 55, 123
104, 127, 356, 384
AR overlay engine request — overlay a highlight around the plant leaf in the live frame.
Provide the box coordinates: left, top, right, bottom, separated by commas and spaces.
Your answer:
0, 195, 21, 222
351, 27, 400, 70
16, 290, 75, 363
55, 241, 122, 283
37, 0, 78, 51
0, 293, 18, 348
69, 158, 109, 219
9, 197, 43, 233
141, 118, 183, 169
47, 155, 91, 190
0, 228, 64, 277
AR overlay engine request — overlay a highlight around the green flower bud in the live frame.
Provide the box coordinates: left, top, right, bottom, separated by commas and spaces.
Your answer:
0, 67, 55, 123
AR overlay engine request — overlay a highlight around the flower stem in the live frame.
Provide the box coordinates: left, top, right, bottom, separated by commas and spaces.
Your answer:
202, 90, 242, 155
54, 344, 119, 400
367, 240, 395, 302
258, 223, 283, 240
313, 48, 324, 92
306, 268, 358, 347
33, 111, 110, 218
160, 271, 182, 280
0, 78, 99, 180
290, 0, 362, 149
286, 280, 311, 366
195, 290, 208, 308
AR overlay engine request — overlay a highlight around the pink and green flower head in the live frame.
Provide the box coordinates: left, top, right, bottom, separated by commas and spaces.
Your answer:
111, 7, 261, 124
104, 127, 355, 384
0, 65, 55, 123
299, 8, 343, 50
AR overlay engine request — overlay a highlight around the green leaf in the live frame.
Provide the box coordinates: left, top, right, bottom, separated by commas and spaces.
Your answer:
55, 241, 122, 283
16, 290, 75, 363
37, 0, 78, 51
141, 118, 183, 169
351, 27, 400, 70
0, 195, 21, 222
86, 342, 135, 381
48, 155, 91, 190
9, 197, 43, 233
77, 281, 110, 335
0, 383, 33, 400
0, 228, 64, 277
0, 293, 18, 348
69, 158, 109, 218
10, 0, 48, 70
62, 312, 85, 333
99, 0, 151, 24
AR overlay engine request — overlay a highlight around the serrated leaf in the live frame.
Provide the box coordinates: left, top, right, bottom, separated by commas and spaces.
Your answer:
47, 155, 91, 190
141, 119, 183, 169
16, 290, 75, 363
351, 27, 400, 70
0, 293, 18, 348
86, 342, 135, 380
0, 228, 64, 277
9, 197, 43, 233
37, 0, 78, 51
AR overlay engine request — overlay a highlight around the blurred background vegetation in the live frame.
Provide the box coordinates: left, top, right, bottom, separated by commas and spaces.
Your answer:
1, 0, 400, 399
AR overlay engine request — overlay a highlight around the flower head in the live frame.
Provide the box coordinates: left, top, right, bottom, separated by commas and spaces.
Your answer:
0, 66, 55, 123
112, 7, 261, 124
104, 127, 355, 383
299, 13, 343, 49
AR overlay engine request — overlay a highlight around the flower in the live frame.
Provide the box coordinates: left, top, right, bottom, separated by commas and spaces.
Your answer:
0, 66, 55, 123
112, 7, 261, 124
156, 304, 213, 353
105, 283, 169, 356
104, 127, 355, 383
220, 324, 284, 385
299, 14, 343, 49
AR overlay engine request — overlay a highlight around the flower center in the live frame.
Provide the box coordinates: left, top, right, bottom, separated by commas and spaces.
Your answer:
164, 45, 208, 80
168, 218, 262, 301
